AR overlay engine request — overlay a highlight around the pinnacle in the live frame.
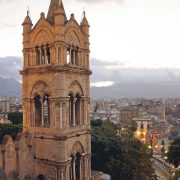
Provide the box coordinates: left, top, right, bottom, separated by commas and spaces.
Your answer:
46, 0, 67, 24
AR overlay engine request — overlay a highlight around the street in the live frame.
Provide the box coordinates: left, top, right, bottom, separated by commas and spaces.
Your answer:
153, 160, 170, 180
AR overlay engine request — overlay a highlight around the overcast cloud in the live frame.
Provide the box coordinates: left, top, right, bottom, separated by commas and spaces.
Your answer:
0, 57, 22, 81
1, 56, 180, 88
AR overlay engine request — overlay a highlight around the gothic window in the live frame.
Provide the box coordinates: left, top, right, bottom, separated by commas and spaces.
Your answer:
75, 152, 81, 180
67, 44, 79, 65
36, 46, 40, 65
140, 123, 144, 129
70, 153, 82, 180
35, 44, 51, 65
75, 94, 81, 125
34, 94, 50, 128
34, 95, 42, 127
37, 174, 46, 180
43, 94, 50, 127
70, 142, 84, 180
75, 48, 79, 65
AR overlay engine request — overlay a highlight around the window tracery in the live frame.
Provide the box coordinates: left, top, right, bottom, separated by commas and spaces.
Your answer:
31, 81, 50, 128
67, 44, 79, 65
35, 44, 51, 65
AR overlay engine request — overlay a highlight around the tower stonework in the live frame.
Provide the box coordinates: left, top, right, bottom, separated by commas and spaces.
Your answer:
21, 0, 91, 179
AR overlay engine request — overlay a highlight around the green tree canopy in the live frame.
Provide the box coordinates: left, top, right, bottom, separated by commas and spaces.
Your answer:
8, 112, 23, 124
91, 120, 157, 180
168, 137, 180, 167
0, 124, 22, 143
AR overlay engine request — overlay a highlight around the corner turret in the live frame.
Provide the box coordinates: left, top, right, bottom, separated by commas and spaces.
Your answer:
80, 11, 90, 36
81, 11, 90, 50
22, 11, 33, 48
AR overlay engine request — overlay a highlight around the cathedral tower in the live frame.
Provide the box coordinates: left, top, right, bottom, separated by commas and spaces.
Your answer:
21, 0, 91, 179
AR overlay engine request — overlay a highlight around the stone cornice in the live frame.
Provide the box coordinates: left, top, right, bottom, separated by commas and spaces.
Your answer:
20, 64, 92, 75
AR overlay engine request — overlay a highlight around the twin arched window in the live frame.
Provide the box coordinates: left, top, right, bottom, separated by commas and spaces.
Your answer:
35, 44, 50, 65
34, 94, 50, 127
67, 44, 79, 65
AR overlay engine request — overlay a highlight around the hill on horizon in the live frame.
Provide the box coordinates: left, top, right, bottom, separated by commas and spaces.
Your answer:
0, 77, 21, 97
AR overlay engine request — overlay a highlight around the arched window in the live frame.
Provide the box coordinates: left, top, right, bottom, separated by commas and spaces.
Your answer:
46, 44, 50, 64
67, 44, 79, 65
37, 174, 46, 180
34, 94, 50, 128
36, 46, 40, 65
70, 142, 84, 180
75, 94, 81, 125
70, 153, 82, 180
34, 95, 42, 127
75, 152, 81, 180
35, 44, 51, 65
43, 94, 50, 127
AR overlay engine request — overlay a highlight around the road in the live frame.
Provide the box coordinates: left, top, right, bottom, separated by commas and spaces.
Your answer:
153, 159, 171, 180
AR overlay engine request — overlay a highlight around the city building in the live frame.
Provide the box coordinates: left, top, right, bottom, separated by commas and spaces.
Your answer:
0, 100, 10, 113
118, 107, 139, 124
133, 117, 154, 143
0, 0, 92, 179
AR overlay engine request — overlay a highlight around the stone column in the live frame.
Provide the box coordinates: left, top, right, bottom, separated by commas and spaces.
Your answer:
73, 48, 76, 64
84, 100, 87, 125
60, 102, 63, 128
69, 46, 72, 64
61, 169, 64, 180
44, 47, 47, 64
66, 97, 70, 127
39, 47, 42, 65
79, 99, 82, 125
56, 47, 59, 63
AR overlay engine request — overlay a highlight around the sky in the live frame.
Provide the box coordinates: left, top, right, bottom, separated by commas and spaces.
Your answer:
1, 0, 180, 86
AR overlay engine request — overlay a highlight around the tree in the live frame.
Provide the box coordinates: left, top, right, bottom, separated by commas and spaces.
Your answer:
91, 120, 157, 180
0, 124, 22, 142
168, 137, 180, 167
8, 112, 23, 124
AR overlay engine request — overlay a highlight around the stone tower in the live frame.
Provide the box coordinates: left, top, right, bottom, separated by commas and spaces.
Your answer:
21, 0, 91, 179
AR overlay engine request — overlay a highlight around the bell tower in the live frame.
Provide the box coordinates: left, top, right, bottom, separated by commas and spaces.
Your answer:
21, 0, 91, 179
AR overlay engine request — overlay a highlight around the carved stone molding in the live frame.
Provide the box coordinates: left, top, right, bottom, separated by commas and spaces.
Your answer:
65, 30, 80, 46
69, 81, 83, 96
71, 141, 84, 156
31, 80, 50, 97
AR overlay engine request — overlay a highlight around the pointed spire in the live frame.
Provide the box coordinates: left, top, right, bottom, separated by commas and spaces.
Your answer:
47, 0, 67, 24
81, 11, 89, 26
22, 10, 32, 26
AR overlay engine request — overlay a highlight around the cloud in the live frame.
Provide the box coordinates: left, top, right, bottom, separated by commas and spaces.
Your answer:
90, 58, 180, 85
0, 57, 22, 81
0, 56, 180, 90
0, 0, 12, 3
0, 22, 15, 28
